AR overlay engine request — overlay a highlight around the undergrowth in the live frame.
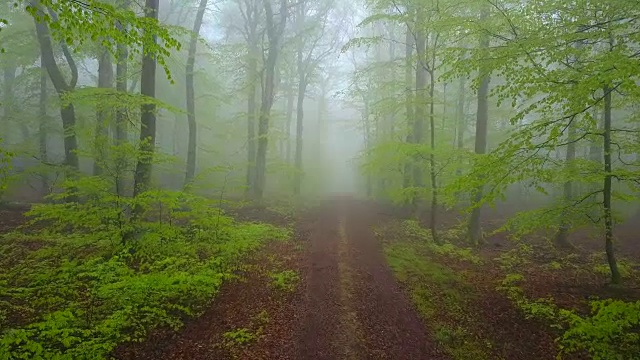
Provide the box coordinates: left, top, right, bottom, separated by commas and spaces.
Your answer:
385, 218, 640, 359
498, 273, 640, 360
0, 176, 290, 359
380, 220, 492, 359
219, 309, 270, 358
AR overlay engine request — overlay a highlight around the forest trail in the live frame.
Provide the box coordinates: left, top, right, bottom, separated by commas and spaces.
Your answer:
116, 196, 446, 359
299, 196, 445, 360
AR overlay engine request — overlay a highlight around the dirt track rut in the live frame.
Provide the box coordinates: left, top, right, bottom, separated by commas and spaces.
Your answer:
115, 197, 445, 359
298, 197, 445, 360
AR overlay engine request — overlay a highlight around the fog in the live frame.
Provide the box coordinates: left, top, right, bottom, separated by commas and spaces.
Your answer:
1, 0, 639, 243
1, 1, 640, 358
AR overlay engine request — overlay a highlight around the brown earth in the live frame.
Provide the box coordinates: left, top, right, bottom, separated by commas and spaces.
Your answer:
115, 196, 446, 359
4, 197, 639, 359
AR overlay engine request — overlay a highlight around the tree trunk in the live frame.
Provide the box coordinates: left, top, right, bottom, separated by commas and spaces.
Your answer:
554, 119, 576, 247
455, 76, 465, 151
293, 75, 307, 196
293, 4, 307, 197
245, 29, 259, 197
412, 12, 427, 194
38, 57, 49, 193
363, 100, 372, 197
468, 26, 490, 247
184, 0, 208, 188
133, 0, 159, 197
428, 72, 439, 243
115, 0, 130, 196
253, 0, 287, 201
285, 78, 294, 164
442, 82, 447, 130
402, 24, 415, 190
93, 47, 114, 176
246, 50, 258, 197
316, 77, 328, 180
32, 2, 80, 172
603, 84, 621, 284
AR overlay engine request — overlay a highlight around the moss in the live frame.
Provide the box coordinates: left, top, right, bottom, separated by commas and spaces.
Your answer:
382, 222, 493, 360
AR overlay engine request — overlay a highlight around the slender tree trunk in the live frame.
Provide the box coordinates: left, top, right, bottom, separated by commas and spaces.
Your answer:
455, 76, 465, 151
603, 84, 621, 284
246, 48, 258, 197
293, 74, 307, 196
93, 47, 114, 176
363, 100, 372, 197
442, 82, 447, 130
293, 5, 307, 197
412, 12, 427, 194
468, 26, 490, 247
184, 0, 208, 187
554, 119, 576, 247
32, 2, 80, 172
588, 106, 603, 217
403, 24, 415, 190
316, 78, 328, 179
38, 57, 49, 193
245, 31, 259, 197
253, 0, 287, 201
428, 72, 438, 243
133, 0, 159, 197
285, 79, 294, 164
115, 0, 130, 196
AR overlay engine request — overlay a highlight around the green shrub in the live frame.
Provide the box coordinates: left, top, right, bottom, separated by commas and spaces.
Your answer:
497, 273, 640, 359
559, 299, 640, 360
269, 270, 300, 292
0, 177, 289, 359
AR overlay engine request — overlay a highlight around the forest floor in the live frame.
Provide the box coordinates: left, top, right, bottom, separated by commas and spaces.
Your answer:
1, 196, 639, 359
114, 196, 640, 359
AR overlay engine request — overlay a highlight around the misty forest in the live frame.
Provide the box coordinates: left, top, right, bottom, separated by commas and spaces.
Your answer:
1, 0, 640, 359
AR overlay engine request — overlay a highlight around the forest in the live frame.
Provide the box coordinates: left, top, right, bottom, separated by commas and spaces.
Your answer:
0, 0, 639, 359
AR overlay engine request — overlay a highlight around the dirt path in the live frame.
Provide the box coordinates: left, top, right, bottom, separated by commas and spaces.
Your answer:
298, 196, 445, 360
115, 196, 444, 359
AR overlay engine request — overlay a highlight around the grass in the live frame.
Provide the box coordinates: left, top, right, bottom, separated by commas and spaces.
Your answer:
380, 221, 494, 360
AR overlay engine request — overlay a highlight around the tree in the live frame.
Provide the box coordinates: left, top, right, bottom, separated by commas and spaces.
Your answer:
467, 9, 490, 247
133, 0, 160, 196
93, 46, 114, 176
292, 0, 337, 196
184, 0, 209, 187
30, 1, 80, 172
253, 0, 287, 200
114, 0, 130, 196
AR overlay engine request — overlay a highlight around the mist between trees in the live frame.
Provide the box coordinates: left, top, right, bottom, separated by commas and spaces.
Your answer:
0, 0, 640, 358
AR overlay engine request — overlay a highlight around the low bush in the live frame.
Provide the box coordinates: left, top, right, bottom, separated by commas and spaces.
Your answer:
0, 176, 289, 359
497, 273, 640, 360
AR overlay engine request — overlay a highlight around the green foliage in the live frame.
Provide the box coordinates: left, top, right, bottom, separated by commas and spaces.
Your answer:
222, 328, 258, 347
590, 253, 638, 280
0, 178, 289, 359
383, 231, 491, 360
495, 244, 533, 271
0, 141, 13, 198
497, 273, 640, 359
400, 220, 482, 264
559, 300, 640, 360
24, 0, 182, 81
269, 270, 299, 293
220, 310, 269, 355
